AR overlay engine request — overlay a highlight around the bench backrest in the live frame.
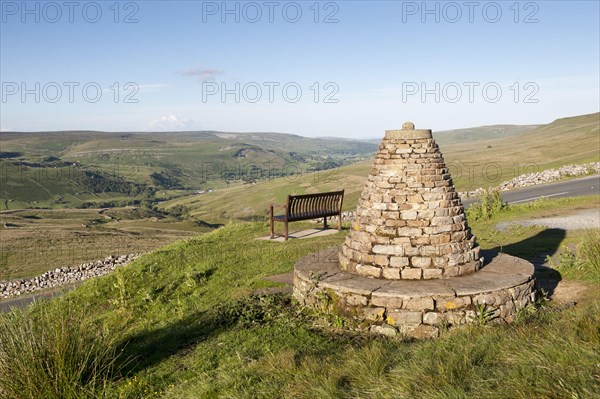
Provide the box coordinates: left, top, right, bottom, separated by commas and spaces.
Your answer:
286, 190, 344, 218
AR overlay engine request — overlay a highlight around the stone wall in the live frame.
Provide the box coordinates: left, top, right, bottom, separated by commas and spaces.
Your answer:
0, 254, 139, 299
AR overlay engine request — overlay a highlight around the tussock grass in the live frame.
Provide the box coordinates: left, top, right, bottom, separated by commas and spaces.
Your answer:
577, 230, 600, 280
0, 304, 123, 399
466, 188, 506, 221
184, 302, 599, 399
549, 229, 600, 282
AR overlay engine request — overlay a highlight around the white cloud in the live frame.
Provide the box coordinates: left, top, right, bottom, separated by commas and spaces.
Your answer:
147, 115, 194, 131
178, 66, 223, 82
0, 126, 12, 132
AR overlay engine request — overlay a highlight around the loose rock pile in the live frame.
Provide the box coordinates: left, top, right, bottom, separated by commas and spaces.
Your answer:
0, 254, 139, 299
497, 162, 600, 190
458, 188, 486, 198
314, 211, 355, 224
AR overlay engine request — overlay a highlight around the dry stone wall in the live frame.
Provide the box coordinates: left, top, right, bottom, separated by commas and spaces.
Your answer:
498, 162, 600, 190
0, 254, 139, 299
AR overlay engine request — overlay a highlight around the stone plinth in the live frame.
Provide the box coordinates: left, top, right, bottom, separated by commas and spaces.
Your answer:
338, 124, 481, 279
295, 247, 536, 339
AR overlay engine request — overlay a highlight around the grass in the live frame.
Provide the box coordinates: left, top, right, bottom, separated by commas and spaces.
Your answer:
468, 196, 599, 257
0, 304, 122, 399
465, 188, 505, 221
547, 229, 600, 282
0, 197, 599, 398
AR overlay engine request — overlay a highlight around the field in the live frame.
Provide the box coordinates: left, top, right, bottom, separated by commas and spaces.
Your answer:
0, 195, 598, 398
159, 113, 600, 224
0, 207, 211, 280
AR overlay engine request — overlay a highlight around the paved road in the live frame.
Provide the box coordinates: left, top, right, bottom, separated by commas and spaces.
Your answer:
0, 284, 78, 313
462, 175, 600, 208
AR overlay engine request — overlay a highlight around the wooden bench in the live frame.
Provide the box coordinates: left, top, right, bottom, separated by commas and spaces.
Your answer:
269, 190, 345, 240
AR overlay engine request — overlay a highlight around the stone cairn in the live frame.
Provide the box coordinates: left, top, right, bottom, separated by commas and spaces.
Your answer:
294, 123, 536, 338
339, 122, 481, 280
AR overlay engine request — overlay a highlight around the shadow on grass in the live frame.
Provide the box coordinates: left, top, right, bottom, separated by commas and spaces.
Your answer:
196, 220, 225, 229
114, 294, 291, 376
115, 309, 226, 376
487, 228, 566, 297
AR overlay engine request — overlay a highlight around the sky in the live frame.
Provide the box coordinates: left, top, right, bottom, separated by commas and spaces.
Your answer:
1, 0, 599, 138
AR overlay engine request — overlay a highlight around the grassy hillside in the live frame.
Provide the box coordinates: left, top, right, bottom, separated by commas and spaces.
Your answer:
158, 161, 370, 222
0, 197, 598, 398
0, 131, 378, 209
442, 112, 600, 173
434, 124, 541, 145
160, 113, 600, 224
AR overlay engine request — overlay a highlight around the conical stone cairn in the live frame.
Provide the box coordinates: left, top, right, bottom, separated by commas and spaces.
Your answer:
339, 122, 482, 280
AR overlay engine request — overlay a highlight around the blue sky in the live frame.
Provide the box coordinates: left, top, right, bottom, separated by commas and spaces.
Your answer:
1, 0, 599, 137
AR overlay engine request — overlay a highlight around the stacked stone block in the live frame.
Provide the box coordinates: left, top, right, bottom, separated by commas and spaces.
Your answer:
339, 123, 482, 279
294, 248, 536, 339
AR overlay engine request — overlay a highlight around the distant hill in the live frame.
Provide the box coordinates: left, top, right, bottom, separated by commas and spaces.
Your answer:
358, 124, 540, 146
440, 112, 600, 172
1, 113, 597, 212
433, 124, 541, 145
158, 112, 599, 223
0, 131, 377, 209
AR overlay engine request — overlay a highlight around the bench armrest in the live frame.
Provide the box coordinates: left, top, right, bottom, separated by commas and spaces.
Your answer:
270, 204, 287, 209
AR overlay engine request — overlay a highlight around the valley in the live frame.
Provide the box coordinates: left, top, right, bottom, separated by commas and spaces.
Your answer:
1, 113, 598, 280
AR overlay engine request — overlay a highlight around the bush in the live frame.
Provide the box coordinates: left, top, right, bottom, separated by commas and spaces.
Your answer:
467, 188, 506, 221
0, 304, 123, 399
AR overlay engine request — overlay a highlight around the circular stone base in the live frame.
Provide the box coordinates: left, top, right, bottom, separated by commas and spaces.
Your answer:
294, 247, 536, 339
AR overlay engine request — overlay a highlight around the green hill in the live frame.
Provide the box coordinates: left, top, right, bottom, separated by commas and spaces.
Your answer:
1, 112, 597, 213
159, 112, 599, 223
434, 124, 541, 145
0, 131, 377, 210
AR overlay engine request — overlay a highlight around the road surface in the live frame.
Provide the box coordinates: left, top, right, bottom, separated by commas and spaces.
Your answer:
463, 175, 600, 208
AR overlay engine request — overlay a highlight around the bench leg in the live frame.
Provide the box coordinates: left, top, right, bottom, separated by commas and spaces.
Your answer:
338, 213, 342, 231
285, 221, 289, 241
323, 216, 328, 230
269, 206, 275, 239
